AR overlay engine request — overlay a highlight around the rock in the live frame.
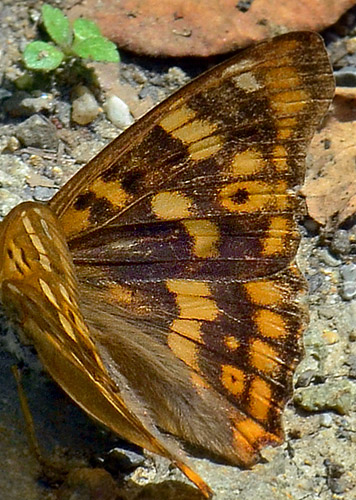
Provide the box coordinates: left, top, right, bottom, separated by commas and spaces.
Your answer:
15, 114, 59, 149
4, 91, 55, 117
57, 468, 118, 500
340, 263, 356, 300
294, 379, 356, 415
72, 86, 100, 125
103, 95, 134, 129
330, 229, 351, 255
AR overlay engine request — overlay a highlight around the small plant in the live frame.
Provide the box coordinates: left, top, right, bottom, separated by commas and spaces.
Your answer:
23, 4, 119, 72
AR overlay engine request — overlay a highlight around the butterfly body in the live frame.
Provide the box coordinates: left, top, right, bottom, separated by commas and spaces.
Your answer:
0, 32, 334, 497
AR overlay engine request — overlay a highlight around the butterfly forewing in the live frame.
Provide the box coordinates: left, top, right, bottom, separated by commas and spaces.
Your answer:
0, 32, 334, 497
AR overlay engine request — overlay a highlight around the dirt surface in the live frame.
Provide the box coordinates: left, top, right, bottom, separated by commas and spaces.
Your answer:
67, 0, 356, 57
0, 1, 355, 499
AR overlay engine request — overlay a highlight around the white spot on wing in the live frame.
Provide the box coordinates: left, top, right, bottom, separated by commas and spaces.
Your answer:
39, 278, 59, 308
58, 311, 76, 341
39, 254, 52, 273
7, 283, 21, 295
59, 283, 73, 304
21, 214, 35, 234
40, 218, 52, 240
232, 72, 262, 92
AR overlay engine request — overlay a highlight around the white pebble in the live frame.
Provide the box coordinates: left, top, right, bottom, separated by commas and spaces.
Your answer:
320, 413, 333, 427
104, 95, 134, 129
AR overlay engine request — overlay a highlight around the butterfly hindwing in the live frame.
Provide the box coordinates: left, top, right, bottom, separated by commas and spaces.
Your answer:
0, 202, 212, 496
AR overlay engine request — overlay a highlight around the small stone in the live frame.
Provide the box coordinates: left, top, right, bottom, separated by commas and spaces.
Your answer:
57, 468, 118, 500
330, 229, 351, 255
296, 369, 318, 388
307, 272, 324, 294
322, 330, 339, 345
0, 189, 23, 217
340, 263, 356, 300
33, 185, 56, 202
164, 66, 190, 90
0, 88, 12, 100
294, 379, 355, 415
303, 217, 320, 234
129, 66, 148, 85
4, 90, 55, 116
347, 301, 356, 339
15, 114, 59, 149
334, 65, 356, 87
22, 92, 55, 114
72, 86, 100, 125
346, 36, 356, 54
328, 477, 347, 494
319, 413, 333, 427
103, 95, 134, 129
56, 100, 72, 128
259, 446, 280, 463
319, 248, 340, 267
325, 460, 347, 494
2, 135, 20, 153
105, 446, 145, 472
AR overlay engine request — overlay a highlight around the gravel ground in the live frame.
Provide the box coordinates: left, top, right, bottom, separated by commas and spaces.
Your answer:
0, 1, 355, 499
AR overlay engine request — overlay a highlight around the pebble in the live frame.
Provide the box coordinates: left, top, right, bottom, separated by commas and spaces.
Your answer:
103, 95, 134, 129
32, 185, 56, 202
307, 272, 324, 294
296, 369, 318, 388
325, 460, 347, 494
303, 217, 320, 234
294, 379, 355, 415
0, 88, 12, 100
15, 114, 59, 149
347, 301, 356, 341
2, 136, 20, 153
56, 100, 72, 128
318, 248, 340, 267
334, 65, 356, 86
4, 90, 55, 117
71, 86, 100, 125
339, 263, 356, 300
330, 229, 351, 255
0, 189, 23, 217
322, 330, 339, 345
320, 413, 333, 427
104, 446, 145, 472
57, 468, 118, 500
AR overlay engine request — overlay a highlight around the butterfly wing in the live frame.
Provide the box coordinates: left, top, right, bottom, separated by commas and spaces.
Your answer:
52, 32, 334, 462
0, 31, 334, 496
51, 31, 334, 465
0, 202, 211, 496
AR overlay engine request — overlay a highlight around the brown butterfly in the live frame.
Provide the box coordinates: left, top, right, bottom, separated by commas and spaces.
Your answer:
0, 32, 334, 498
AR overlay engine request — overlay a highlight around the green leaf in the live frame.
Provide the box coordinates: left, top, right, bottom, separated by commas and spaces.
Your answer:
42, 4, 72, 47
73, 18, 101, 42
72, 37, 120, 63
23, 41, 64, 71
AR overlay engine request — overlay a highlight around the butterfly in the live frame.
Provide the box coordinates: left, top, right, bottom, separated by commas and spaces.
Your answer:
0, 31, 334, 498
